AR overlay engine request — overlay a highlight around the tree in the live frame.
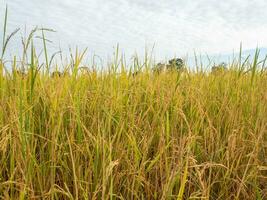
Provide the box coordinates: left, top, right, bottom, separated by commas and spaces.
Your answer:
166, 58, 185, 71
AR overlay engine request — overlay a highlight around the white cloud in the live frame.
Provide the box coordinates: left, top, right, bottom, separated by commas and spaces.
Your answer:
1, 0, 267, 61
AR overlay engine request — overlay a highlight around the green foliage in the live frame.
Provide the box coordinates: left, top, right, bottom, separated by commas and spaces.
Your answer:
153, 58, 186, 74
167, 58, 185, 71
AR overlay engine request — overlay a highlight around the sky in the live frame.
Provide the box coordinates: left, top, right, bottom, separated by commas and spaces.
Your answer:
1, 0, 267, 63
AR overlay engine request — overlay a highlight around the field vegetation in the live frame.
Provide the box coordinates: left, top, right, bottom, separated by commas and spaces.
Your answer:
0, 8, 267, 200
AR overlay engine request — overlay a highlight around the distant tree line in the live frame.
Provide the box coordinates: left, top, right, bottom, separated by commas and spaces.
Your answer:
153, 58, 186, 74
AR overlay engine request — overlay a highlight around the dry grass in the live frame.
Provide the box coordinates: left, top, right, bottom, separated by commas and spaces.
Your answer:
1, 56, 267, 199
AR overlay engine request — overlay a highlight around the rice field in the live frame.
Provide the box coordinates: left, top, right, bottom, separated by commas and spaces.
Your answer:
0, 9, 267, 200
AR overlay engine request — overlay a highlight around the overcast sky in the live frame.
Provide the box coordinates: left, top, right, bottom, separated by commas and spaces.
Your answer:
1, 0, 267, 62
